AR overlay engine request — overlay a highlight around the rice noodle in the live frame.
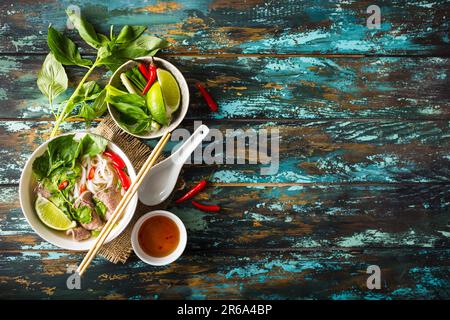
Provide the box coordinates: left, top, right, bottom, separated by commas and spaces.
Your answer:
71, 153, 120, 201
85, 154, 116, 194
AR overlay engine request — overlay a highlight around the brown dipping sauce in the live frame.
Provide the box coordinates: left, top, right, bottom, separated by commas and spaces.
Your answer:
138, 215, 180, 257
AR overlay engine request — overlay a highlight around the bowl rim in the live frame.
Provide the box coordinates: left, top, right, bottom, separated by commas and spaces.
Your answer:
19, 131, 138, 251
131, 210, 187, 266
107, 56, 189, 139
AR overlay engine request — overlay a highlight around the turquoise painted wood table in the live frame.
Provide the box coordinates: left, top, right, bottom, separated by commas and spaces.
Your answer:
0, 0, 449, 299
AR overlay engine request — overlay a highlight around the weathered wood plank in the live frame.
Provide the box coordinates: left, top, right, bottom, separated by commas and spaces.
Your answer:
0, 120, 448, 184
1, 184, 449, 251
0, 0, 448, 55
0, 248, 449, 299
0, 55, 448, 120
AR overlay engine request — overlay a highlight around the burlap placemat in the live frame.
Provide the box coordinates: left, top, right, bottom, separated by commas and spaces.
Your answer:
93, 116, 184, 263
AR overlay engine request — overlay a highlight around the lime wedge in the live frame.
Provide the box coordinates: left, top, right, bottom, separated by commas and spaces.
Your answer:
35, 196, 76, 231
146, 82, 168, 126
157, 69, 180, 114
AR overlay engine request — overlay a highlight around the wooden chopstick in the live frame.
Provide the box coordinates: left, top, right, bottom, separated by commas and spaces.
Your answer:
76, 132, 171, 276
77, 132, 171, 275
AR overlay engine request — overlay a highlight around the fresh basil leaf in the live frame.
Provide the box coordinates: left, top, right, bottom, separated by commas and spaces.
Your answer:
116, 109, 152, 134
115, 25, 147, 44
114, 35, 169, 60
96, 44, 127, 72
73, 81, 102, 104
80, 81, 101, 97
97, 45, 112, 60
78, 134, 108, 157
78, 103, 96, 125
66, 9, 102, 49
47, 26, 92, 67
84, 91, 102, 102
90, 89, 107, 115
37, 52, 68, 105
96, 48, 124, 72
105, 85, 148, 120
109, 97, 149, 120
46, 134, 79, 172
96, 26, 148, 69
105, 84, 129, 97
72, 206, 92, 224
75, 88, 106, 125
119, 116, 151, 134
32, 152, 50, 180
97, 35, 168, 72
72, 81, 103, 124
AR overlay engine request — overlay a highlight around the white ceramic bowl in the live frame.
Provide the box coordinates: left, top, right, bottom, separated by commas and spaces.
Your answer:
19, 132, 138, 251
107, 56, 189, 139
131, 210, 187, 266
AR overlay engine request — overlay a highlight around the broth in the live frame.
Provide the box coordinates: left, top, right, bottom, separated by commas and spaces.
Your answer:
138, 215, 180, 257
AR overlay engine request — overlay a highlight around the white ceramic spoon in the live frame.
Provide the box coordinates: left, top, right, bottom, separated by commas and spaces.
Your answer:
138, 125, 210, 206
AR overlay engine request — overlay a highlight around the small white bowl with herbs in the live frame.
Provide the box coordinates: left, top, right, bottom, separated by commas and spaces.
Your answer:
106, 57, 189, 139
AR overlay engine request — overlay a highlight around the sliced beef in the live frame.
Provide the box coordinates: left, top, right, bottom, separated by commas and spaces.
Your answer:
73, 191, 104, 231
80, 211, 104, 230
74, 191, 94, 209
95, 187, 121, 220
66, 227, 91, 241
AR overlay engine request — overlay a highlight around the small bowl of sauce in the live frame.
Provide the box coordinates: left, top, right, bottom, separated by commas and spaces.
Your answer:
131, 210, 187, 266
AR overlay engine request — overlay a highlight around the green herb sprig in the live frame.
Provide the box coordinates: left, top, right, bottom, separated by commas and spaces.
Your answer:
37, 10, 168, 137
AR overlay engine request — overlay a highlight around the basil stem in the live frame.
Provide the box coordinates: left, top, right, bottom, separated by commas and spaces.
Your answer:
50, 59, 99, 137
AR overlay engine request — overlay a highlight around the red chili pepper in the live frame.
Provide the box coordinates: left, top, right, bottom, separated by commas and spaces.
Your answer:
104, 150, 126, 170
191, 200, 220, 212
196, 83, 218, 112
88, 167, 96, 180
58, 180, 69, 190
142, 63, 157, 95
79, 184, 86, 194
175, 180, 207, 204
138, 63, 150, 80
115, 167, 131, 191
